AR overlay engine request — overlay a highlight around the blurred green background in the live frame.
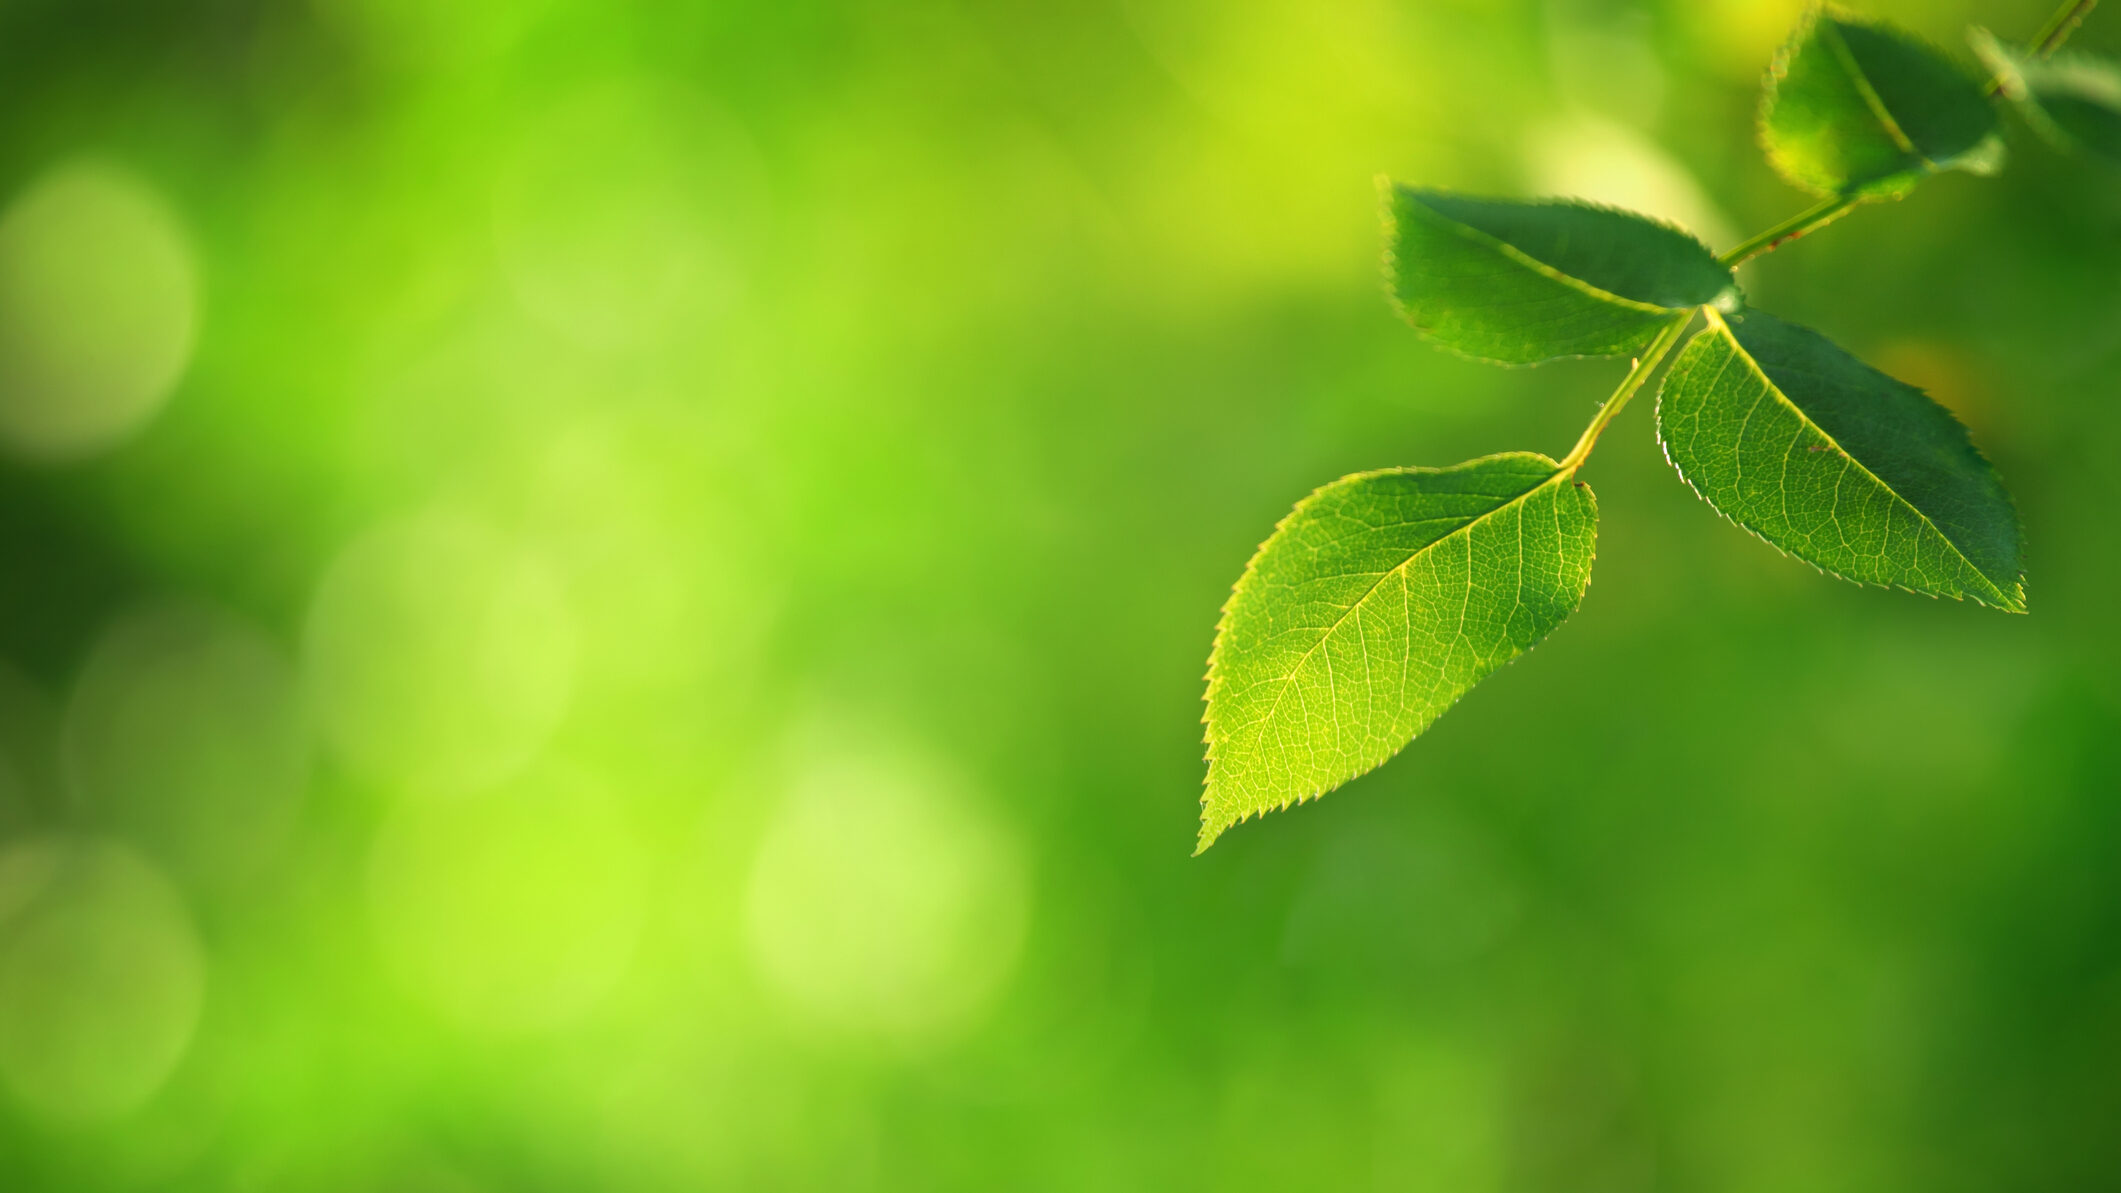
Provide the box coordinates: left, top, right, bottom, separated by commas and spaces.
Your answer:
1, 0, 2119, 1188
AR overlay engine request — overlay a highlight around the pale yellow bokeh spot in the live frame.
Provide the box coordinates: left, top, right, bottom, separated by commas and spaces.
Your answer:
368, 767, 644, 1033
526, 414, 778, 699
1523, 112, 1739, 249
304, 510, 575, 796
1115, 0, 1445, 299
0, 159, 197, 461
1684, 0, 1812, 76
0, 838, 205, 1122
743, 742, 1028, 1045
1546, 0, 1668, 126
493, 78, 770, 349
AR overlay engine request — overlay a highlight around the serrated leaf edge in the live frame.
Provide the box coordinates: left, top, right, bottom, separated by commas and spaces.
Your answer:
1655, 308, 2028, 613
1198, 452, 1596, 853
1760, 5, 2006, 200
1378, 179, 1735, 367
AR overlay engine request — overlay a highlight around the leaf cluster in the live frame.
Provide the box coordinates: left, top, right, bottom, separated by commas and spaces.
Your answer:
1198, 2, 2114, 852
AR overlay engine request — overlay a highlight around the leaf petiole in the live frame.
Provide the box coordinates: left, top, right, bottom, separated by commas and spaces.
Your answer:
1717, 196, 1860, 268
2033, 0, 2100, 56
1203, 0, 2068, 849
1733, 0, 2093, 264
1559, 315, 1694, 473
1986, 0, 2101, 95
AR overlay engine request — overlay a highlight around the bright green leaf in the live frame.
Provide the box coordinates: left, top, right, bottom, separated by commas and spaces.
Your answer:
1383, 184, 1738, 366
1974, 28, 2121, 164
1762, 9, 2004, 200
1200, 453, 1597, 851
1657, 308, 2024, 611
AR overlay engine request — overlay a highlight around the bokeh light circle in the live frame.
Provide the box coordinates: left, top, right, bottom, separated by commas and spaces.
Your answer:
743, 744, 1029, 1045
0, 838, 205, 1122
304, 510, 575, 797
367, 766, 645, 1033
528, 414, 779, 700
0, 158, 197, 461
63, 600, 309, 882
493, 78, 770, 349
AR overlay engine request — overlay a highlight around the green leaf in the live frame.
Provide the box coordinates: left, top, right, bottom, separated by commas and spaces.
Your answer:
1383, 184, 1739, 366
1761, 8, 2005, 200
1656, 308, 2024, 611
1973, 28, 2121, 164
1200, 453, 1597, 852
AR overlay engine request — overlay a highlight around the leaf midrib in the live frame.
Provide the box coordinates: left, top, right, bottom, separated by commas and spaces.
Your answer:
1705, 309, 2018, 607
1822, 19, 1923, 159
1409, 194, 1689, 320
1215, 462, 1567, 764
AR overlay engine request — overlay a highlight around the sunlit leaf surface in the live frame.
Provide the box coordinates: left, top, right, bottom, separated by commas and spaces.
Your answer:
1201, 453, 1596, 850
1384, 186, 1737, 365
1762, 11, 2004, 199
1657, 308, 2024, 610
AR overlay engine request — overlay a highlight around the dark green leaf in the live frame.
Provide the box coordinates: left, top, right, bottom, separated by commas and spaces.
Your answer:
1974, 28, 2121, 163
1762, 10, 2004, 199
1200, 453, 1597, 851
1384, 185, 1738, 366
1657, 308, 2024, 610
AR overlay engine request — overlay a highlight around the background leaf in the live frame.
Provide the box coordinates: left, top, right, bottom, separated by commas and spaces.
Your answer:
1975, 28, 2121, 163
1384, 185, 1736, 365
1201, 453, 1597, 850
1762, 9, 2004, 199
1657, 308, 2024, 610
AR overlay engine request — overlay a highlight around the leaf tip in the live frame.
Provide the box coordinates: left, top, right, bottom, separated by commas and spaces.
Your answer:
1194, 795, 1235, 855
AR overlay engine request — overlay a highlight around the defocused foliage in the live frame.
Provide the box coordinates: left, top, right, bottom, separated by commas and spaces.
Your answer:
2, 0, 2121, 1189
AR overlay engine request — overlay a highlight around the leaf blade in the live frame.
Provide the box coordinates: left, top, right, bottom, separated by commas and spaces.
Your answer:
1200, 453, 1598, 851
1762, 9, 2004, 199
1384, 184, 1737, 366
1656, 308, 2025, 610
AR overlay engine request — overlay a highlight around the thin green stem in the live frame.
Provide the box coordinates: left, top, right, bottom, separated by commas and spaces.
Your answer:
1560, 316, 1693, 473
1717, 195, 1859, 268
1986, 0, 2099, 93
1733, 0, 2098, 258
2033, 0, 2099, 55
1569, 0, 2100, 474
